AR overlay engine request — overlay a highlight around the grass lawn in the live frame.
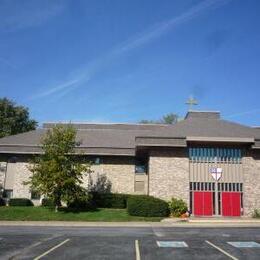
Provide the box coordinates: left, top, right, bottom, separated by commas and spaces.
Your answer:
0, 207, 162, 222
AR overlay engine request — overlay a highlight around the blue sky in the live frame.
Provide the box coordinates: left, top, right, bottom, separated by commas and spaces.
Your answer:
0, 0, 260, 126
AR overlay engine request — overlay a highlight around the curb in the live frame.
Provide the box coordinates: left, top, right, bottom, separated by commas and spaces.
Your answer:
0, 220, 260, 228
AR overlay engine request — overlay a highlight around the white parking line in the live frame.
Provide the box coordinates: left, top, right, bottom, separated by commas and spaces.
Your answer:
135, 240, 141, 260
206, 240, 238, 260
34, 238, 70, 260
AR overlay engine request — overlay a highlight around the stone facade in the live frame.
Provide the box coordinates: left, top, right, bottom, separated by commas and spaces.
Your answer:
242, 151, 260, 216
1, 156, 136, 201
102, 156, 135, 194
82, 156, 135, 194
148, 148, 189, 204
1, 149, 260, 217
12, 161, 32, 199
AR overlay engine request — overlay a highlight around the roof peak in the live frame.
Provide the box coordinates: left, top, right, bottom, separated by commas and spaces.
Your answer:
185, 110, 221, 120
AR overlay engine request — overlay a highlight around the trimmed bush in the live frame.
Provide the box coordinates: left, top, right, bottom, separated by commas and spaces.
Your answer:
9, 198, 34, 207
41, 198, 55, 207
0, 198, 6, 206
67, 194, 95, 212
252, 209, 260, 218
91, 193, 129, 209
127, 195, 169, 217
168, 198, 188, 217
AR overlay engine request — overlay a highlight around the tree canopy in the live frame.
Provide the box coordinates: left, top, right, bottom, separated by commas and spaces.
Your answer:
139, 113, 179, 124
27, 125, 91, 211
0, 97, 37, 138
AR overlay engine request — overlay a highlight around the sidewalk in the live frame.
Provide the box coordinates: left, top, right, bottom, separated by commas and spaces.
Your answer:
161, 217, 260, 227
189, 217, 260, 223
0, 218, 260, 228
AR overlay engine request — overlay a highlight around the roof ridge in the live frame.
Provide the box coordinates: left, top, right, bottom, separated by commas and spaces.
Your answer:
42, 122, 170, 126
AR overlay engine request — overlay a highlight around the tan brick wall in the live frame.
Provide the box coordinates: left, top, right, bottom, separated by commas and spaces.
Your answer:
81, 163, 102, 191
81, 157, 135, 194
102, 156, 135, 194
242, 151, 260, 216
12, 162, 32, 198
6, 160, 42, 205
1, 149, 260, 216
148, 148, 189, 204
2, 148, 260, 217
2, 156, 135, 200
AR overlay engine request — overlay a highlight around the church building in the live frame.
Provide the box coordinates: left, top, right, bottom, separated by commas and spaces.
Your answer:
0, 110, 259, 217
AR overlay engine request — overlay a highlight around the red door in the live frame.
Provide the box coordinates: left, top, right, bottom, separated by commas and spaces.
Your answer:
222, 192, 241, 216
194, 192, 213, 216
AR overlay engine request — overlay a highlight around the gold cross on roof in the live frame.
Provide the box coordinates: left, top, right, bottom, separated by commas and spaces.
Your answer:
186, 96, 198, 110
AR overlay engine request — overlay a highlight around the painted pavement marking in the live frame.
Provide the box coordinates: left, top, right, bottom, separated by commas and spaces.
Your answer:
34, 238, 70, 260
228, 241, 260, 248
206, 240, 238, 260
157, 241, 188, 248
153, 231, 165, 237
222, 234, 231, 237
135, 240, 141, 260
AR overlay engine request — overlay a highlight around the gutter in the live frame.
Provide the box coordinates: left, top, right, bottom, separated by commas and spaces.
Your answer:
186, 136, 255, 143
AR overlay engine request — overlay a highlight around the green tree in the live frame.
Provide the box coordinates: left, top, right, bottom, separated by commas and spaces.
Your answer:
0, 97, 37, 138
140, 113, 179, 124
27, 125, 91, 212
139, 119, 155, 124
161, 113, 178, 124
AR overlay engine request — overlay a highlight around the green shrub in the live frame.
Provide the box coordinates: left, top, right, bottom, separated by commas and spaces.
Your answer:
127, 195, 169, 217
67, 194, 95, 211
9, 198, 34, 207
0, 198, 6, 206
168, 198, 188, 217
252, 209, 260, 218
91, 193, 129, 209
41, 198, 55, 207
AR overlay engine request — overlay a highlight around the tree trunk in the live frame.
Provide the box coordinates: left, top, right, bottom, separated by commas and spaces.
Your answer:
54, 192, 61, 213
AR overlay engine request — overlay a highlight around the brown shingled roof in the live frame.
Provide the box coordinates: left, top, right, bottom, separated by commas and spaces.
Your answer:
0, 111, 259, 155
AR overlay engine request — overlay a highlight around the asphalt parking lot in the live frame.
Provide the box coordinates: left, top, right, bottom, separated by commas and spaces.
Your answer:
0, 226, 259, 259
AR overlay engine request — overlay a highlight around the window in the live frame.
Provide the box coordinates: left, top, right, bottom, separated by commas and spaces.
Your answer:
3, 189, 13, 199
31, 190, 41, 200
135, 165, 147, 174
190, 182, 215, 191
189, 147, 242, 163
135, 159, 147, 175
94, 157, 101, 165
9, 157, 17, 163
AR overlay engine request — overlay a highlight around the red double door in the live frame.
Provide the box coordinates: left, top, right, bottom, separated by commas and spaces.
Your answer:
193, 191, 241, 216
194, 192, 213, 216
221, 192, 241, 216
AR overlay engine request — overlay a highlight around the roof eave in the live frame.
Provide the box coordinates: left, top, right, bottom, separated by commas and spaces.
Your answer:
186, 136, 255, 143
